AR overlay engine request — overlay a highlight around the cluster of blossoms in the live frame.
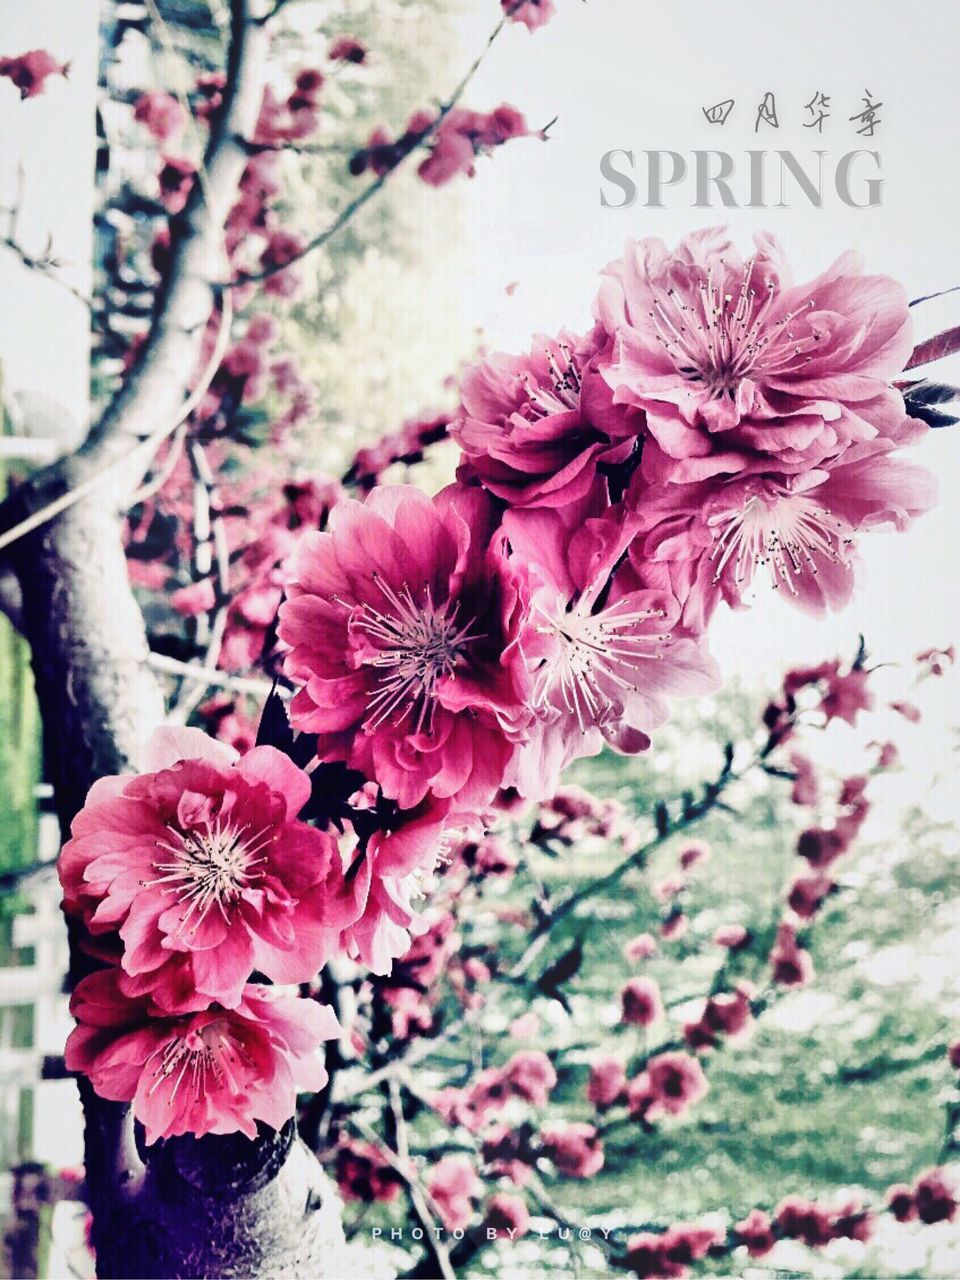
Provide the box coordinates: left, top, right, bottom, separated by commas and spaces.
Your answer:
63, 230, 938, 1150
621, 1169, 957, 1280
351, 103, 544, 186
60, 729, 344, 1140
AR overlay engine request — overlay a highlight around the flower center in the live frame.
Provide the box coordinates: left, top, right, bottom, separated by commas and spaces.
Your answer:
519, 342, 582, 419
352, 575, 481, 734
147, 819, 272, 935
533, 595, 668, 732
146, 1022, 252, 1102
648, 258, 817, 401
708, 493, 854, 593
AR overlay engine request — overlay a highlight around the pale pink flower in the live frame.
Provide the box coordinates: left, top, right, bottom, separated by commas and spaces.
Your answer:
65, 969, 339, 1144
624, 932, 658, 962
133, 90, 186, 142
59, 727, 351, 1012
597, 228, 915, 485
587, 1056, 627, 1110
485, 1192, 530, 1239
505, 499, 719, 798
629, 449, 935, 621
279, 484, 530, 809
452, 326, 638, 508
427, 1156, 481, 1230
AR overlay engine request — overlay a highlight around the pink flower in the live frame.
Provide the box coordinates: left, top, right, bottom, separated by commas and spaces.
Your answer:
685, 986, 753, 1051
597, 228, 915, 487
0, 50, 68, 98
628, 450, 935, 624
260, 228, 304, 297
587, 1056, 627, 1109
279, 484, 530, 809
770, 921, 815, 986
481, 1123, 534, 1185
133, 90, 186, 142
505, 0, 556, 30
624, 1223, 719, 1279
628, 1051, 709, 1121
624, 932, 659, 962
65, 969, 338, 1143
712, 923, 749, 950
734, 1208, 775, 1257
653, 874, 686, 902
540, 1122, 604, 1177
949, 1041, 960, 1071
787, 872, 834, 920
660, 910, 688, 941
418, 105, 539, 187
59, 727, 351, 1012
917, 645, 955, 677
158, 155, 196, 214
621, 976, 664, 1028
427, 1156, 481, 1230
485, 1192, 530, 1238
503, 1049, 557, 1104
336, 1139, 404, 1203
452, 327, 638, 509
914, 1168, 957, 1224
328, 36, 367, 63
678, 839, 711, 870
821, 667, 873, 724
887, 1184, 917, 1222
505, 500, 718, 798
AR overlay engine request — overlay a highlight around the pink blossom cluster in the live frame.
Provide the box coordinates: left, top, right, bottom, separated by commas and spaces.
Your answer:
351, 104, 543, 185
60, 727, 346, 1141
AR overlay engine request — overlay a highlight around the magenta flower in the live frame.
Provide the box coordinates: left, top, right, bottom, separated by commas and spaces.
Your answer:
504, 500, 719, 797
279, 484, 530, 809
597, 228, 915, 486
629, 448, 936, 621
452, 326, 639, 508
427, 1156, 481, 1230
59, 727, 351, 1012
65, 969, 339, 1143
621, 976, 665, 1028
133, 90, 186, 143
628, 1051, 709, 1121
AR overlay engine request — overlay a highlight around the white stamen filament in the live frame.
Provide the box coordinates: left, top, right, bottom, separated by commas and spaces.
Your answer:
533, 595, 668, 733
708, 494, 854, 594
648, 257, 820, 400
144, 817, 272, 936
352, 575, 482, 734
146, 1024, 254, 1105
